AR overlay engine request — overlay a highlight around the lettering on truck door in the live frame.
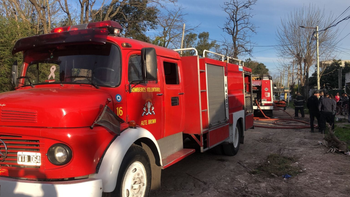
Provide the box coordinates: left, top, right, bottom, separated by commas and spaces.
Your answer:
160, 58, 184, 137
127, 53, 164, 140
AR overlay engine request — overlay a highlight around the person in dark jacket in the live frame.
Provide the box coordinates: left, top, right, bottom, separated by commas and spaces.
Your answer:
319, 90, 325, 101
294, 92, 305, 118
319, 93, 336, 133
307, 90, 320, 132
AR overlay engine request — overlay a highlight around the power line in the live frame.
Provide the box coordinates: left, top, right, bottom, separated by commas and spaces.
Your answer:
320, 14, 350, 32
334, 32, 350, 46
327, 6, 350, 28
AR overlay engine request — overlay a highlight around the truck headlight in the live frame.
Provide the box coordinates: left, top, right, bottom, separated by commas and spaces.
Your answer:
47, 144, 72, 165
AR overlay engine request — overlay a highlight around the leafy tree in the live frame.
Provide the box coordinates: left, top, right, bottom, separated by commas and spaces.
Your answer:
196, 32, 217, 57
181, 33, 197, 56
309, 60, 350, 89
0, 17, 35, 92
180, 32, 217, 57
97, 0, 158, 42
244, 58, 269, 75
152, 36, 166, 46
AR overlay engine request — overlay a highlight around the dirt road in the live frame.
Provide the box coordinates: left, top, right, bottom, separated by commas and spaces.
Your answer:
151, 109, 350, 197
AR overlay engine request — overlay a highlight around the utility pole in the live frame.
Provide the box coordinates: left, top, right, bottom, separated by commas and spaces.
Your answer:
287, 66, 290, 104
316, 26, 320, 90
282, 68, 285, 88
291, 60, 294, 86
180, 23, 186, 55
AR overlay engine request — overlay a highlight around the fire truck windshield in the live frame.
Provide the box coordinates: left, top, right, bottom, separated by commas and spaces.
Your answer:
22, 43, 121, 87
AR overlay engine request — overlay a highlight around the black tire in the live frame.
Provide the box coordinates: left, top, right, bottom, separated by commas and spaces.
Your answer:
113, 144, 151, 197
269, 110, 273, 117
210, 144, 224, 155
222, 124, 241, 156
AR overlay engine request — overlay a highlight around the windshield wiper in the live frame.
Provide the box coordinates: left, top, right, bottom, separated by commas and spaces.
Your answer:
130, 80, 144, 88
90, 81, 99, 89
17, 76, 34, 88
65, 76, 99, 89
129, 80, 144, 92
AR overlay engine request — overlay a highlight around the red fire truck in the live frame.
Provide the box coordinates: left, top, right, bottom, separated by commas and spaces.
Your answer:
252, 75, 274, 117
0, 21, 254, 197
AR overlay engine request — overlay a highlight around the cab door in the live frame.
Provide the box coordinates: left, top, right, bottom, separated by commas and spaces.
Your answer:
244, 72, 254, 130
126, 52, 164, 140
160, 58, 184, 137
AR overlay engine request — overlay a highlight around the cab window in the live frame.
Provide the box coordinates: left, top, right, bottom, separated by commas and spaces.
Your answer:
128, 55, 142, 82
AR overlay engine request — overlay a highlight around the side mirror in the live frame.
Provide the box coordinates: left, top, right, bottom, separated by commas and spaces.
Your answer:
141, 48, 157, 81
11, 60, 18, 87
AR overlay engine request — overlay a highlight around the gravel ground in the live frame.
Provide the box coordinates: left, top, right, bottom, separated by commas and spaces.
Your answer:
151, 108, 350, 197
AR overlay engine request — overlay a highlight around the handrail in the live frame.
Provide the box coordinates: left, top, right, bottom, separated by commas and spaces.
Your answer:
203, 50, 225, 61
173, 48, 198, 56
227, 56, 243, 66
175, 48, 245, 66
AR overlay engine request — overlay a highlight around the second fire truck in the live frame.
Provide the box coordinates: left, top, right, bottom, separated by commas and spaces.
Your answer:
252, 75, 274, 117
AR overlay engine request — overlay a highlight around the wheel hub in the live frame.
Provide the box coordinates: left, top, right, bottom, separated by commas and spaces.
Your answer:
122, 161, 147, 197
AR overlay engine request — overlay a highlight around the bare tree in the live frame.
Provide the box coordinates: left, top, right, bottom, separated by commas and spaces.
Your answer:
56, 0, 177, 32
2, 0, 40, 36
4, 0, 34, 23
58, 0, 74, 25
222, 0, 257, 59
29, 0, 60, 34
155, 7, 196, 48
276, 5, 338, 87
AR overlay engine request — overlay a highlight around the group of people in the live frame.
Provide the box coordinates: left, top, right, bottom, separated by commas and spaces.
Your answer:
294, 90, 349, 133
335, 92, 349, 113
306, 90, 337, 133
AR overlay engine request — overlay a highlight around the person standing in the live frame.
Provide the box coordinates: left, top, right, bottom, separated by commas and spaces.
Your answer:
330, 94, 337, 129
319, 90, 325, 101
307, 90, 320, 132
348, 100, 350, 123
335, 92, 340, 103
319, 93, 336, 133
294, 92, 305, 118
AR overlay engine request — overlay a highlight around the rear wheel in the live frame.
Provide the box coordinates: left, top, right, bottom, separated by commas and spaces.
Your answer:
222, 124, 241, 156
114, 145, 151, 197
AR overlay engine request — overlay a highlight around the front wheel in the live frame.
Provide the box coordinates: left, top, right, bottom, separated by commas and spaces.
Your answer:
222, 124, 241, 156
114, 145, 151, 197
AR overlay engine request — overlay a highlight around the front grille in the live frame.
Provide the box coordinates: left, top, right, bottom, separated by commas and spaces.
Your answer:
0, 135, 40, 168
1, 109, 38, 123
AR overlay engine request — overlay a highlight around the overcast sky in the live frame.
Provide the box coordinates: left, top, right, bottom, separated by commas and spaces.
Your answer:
167, 0, 350, 75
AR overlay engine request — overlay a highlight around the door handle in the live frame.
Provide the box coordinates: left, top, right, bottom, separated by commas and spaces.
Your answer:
178, 92, 184, 95
157, 93, 163, 96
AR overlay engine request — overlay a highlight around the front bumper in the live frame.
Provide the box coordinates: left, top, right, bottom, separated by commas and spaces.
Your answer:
0, 177, 102, 197
253, 105, 273, 110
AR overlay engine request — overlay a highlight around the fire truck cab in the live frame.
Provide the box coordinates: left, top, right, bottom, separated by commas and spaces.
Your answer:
0, 21, 254, 197
252, 75, 274, 117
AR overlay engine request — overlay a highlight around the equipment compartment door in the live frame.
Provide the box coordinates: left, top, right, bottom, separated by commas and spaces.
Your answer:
207, 64, 227, 127
244, 72, 254, 130
161, 59, 184, 137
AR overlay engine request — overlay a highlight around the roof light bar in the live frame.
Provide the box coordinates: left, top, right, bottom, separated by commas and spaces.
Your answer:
50, 21, 123, 36
52, 26, 70, 33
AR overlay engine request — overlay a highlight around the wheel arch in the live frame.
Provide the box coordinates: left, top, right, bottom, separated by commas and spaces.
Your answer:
135, 138, 162, 190
92, 127, 162, 193
237, 117, 244, 144
230, 110, 245, 144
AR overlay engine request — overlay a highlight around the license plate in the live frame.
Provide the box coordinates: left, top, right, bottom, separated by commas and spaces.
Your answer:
17, 152, 41, 166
